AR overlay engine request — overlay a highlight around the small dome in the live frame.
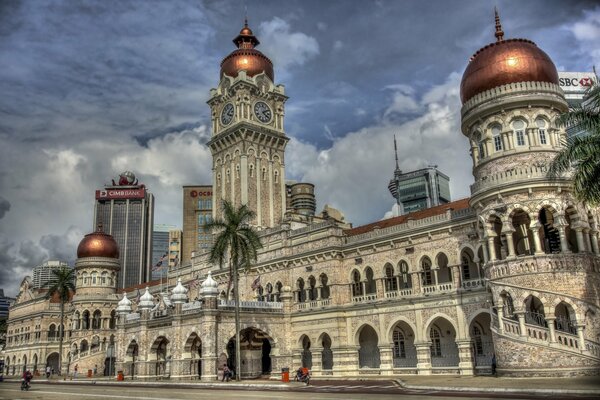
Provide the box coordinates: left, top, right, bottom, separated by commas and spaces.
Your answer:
170, 278, 188, 304
138, 287, 154, 310
460, 10, 558, 103
220, 21, 274, 82
77, 228, 119, 259
200, 271, 219, 297
116, 292, 132, 315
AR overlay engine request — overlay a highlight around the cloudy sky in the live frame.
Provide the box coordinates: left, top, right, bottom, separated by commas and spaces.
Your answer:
1, 0, 599, 296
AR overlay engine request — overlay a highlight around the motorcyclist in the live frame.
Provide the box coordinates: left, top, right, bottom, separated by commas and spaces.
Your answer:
21, 369, 33, 390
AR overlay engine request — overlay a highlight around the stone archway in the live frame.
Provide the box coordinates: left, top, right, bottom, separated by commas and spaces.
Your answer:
469, 312, 494, 371
46, 352, 60, 374
125, 340, 139, 379
300, 335, 312, 369
183, 333, 202, 379
226, 327, 274, 379
357, 324, 380, 368
149, 336, 170, 377
427, 317, 459, 368
390, 320, 417, 368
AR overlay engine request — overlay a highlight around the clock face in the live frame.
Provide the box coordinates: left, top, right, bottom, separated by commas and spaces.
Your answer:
254, 101, 272, 123
221, 103, 234, 125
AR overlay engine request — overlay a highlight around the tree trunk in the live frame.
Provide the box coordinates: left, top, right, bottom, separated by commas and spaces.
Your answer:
233, 260, 242, 381
58, 301, 64, 376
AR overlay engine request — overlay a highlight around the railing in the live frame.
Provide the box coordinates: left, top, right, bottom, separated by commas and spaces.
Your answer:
430, 343, 460, 367
556, 332, 579, 350
384, 288, 413, 298
470, 165, 562, 194
296, 298, 332, 311
352, 293, 377, 303
461, 279, 484, 290
524, 311, 547, 328
422, 282, 453, 294
218, 300, 283, 311
502, 318, 521, 335
392, 355, 418, 368
525, 323, 548, 341
487, 253, 600, 280
585, 340, 600, 357
182, 301, 202, 313
555, 316, 577, 335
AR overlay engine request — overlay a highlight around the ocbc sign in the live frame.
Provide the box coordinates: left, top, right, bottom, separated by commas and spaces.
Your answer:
190, 190, 212, 197
559, 77, 594, 87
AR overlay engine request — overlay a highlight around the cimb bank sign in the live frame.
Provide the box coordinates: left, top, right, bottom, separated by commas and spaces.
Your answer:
558, 72, 596, 95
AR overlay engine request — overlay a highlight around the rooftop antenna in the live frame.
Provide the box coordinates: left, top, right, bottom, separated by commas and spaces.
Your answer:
244, 0, 248, 26
393, 135, 400, 171
494, 7, 505, 42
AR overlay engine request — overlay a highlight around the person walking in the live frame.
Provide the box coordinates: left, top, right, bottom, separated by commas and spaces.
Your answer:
491, 354, 497, 376
73, 364, 78, 380
93, 364, 98, 376
222, 364, 232, 382
45, 365, 51, 379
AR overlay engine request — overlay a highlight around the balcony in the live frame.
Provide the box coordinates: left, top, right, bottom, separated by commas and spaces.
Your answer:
295, 298, 331, 311
422, 282, 453, 294
352, 293, 377, 303
218, 300, 283, 313
384, 288, 413, 299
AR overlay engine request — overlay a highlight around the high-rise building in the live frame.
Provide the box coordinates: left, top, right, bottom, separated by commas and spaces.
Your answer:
93, 171, 154, 289
168, 230, 182, 269
32, 260, 71, 289
0, 289, 15, 319
558, 71, 598, 139
151, 224, 177, 279
388, 139, 451, 215
182, 185, 213, 264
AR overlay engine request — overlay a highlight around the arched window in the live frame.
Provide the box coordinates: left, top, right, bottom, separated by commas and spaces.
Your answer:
430, 327, 442, 357
82, 310, 90, 330
274, 170, 279, 183
257, 286, 264, 301
48, 324, 56, 340
308, 276, 317, 301
421, 258, 433, 286
399, 261, 411, 288
393, 328, 406, 358
512, 120, 526, 147
351, 270, 362, 297
101, 272, 107, 285
109, 310, 117, 329
365, 267, 376, 294
92, 310, 102, 330
297, 278, 306, 303
477, 133, 485, 159
536, 118, 547, 145
461, 255, 471, 281
492, 125, 502, 152
92, 272, 97, 285
265, 283, 273, 302
320, 274, 330, 299
384, 264, 397, 292
472, 325, 483, 355
275, 281, 282, 302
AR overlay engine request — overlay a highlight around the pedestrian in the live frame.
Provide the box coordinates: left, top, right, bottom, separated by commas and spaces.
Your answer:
222, 364, 232, 382
73, 363, 78, 380
51, 367, 55, 375
93, 364, 98, 376
491, 354, 497, 375
46, 365, 51, 379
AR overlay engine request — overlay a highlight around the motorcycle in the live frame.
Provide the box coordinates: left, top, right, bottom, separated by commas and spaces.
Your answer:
21, 379, 31, 391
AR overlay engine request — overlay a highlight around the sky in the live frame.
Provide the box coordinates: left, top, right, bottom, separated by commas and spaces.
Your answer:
1, 0, 599, 296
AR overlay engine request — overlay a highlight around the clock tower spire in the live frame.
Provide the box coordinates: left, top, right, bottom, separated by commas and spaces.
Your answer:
207, 20, 289, 228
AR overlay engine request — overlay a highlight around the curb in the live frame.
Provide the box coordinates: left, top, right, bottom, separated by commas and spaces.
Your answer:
394, 379, 600, 395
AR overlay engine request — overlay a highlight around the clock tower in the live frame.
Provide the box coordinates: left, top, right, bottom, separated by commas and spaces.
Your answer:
207, 20, 288, 228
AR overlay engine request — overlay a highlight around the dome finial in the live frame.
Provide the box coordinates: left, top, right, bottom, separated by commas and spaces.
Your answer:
494, 7, 504, 42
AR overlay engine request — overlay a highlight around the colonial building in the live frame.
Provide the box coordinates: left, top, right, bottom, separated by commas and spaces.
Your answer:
4, 13, 599, 380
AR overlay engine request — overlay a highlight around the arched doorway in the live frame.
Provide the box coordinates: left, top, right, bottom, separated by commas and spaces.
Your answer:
391, 321, 417, 368
125, 340, 139, 379
149, 336, 169, 377
428, 317, 459, 368
320, 333, 333, 371
300, 335, 312, 368
226, 327, 274, 379
469, 313, 494, 371
46, 352, 60, 374
32, 354, 38, 373
22, 354, 27, 373
358, 325, 380, 368
105, 335, 116, 377
184, 333, 202, 378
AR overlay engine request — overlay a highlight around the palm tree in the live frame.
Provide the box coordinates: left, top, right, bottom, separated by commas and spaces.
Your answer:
549, 81, 600, 205
206, 200, 262, 381
44, 266, 76, 376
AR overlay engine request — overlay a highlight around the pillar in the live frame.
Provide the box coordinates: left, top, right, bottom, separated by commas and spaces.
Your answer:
575, 228, 585, 253
496, 305, 505, 334
591, 231, 599, 255
546, 317, 557, 343
451, 265, 460, 289
576, 324, 586, 352
457, 340, 474, 375
557, 224, 571, 253
583, 229, 592, 253
529, 220, 544, 255
504, 230, 516, 258
378, 345, 394, 375
432, 268, 439, 286
410, 272, 421, 295
415, 342, 432, 375
487, 236, 497, 261
516, 311, 527, 338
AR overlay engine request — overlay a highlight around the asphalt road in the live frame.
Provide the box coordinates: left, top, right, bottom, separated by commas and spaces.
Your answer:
0, 381, 595, 400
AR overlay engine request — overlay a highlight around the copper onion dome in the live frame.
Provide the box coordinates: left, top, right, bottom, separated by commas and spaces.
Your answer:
220, 19, 274, 82
77, 224, 119, 259
460, 9, 559, 104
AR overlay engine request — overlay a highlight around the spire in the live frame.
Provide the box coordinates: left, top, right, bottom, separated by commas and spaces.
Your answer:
494, 7, 504, 42
393, 135, 400, 171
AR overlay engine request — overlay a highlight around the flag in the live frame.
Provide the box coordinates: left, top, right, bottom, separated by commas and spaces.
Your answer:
152, 253, 168, 271
136, 288, 141, 302
251, 276, 261, 290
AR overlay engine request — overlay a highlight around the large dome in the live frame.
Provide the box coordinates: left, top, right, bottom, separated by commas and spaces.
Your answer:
460, 11, 558, 104
220, 21, 274, 82
77, 228, 119, 259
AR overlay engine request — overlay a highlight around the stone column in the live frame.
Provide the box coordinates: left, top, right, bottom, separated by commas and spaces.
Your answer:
546, 317, 557, 343
480, 240, 489, 263
487, 236, 497, 261
583, 229, 592, 253
451, 265, 461, 290
503, 228, 516, 258
361, 282, 366, 297
496, 305, 505, 334
530, 220, 544, 255
515, 311, 527, 338
316, 286, 322, 300
333, 346, 359, 375
415, 342, 432, 375
590, 231, 599, 255
556, 223, 571, 253
432, 268, 439, 286
456, 340, 474, 375
575, 228, 585, 253
378, 344, 394, 375
410, 272, 421, 295
575, 324, 587, 352
311, 345, 323, 376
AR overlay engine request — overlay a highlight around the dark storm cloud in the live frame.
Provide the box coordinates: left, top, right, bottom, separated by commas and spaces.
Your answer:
0, 197, 10, 219
1, 0, 598, 296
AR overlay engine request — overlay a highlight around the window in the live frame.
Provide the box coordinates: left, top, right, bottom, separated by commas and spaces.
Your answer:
492, 126, 502, 152
536, 118, 547, 145
384, 264, 397, 292
513, 120, 526, 146
430, 328, 442, 357
393, 329, 406, 358
351, 270, 362, 297
461, 256, 471, 281
477, 133, 485, 159
421, 258, 433, 286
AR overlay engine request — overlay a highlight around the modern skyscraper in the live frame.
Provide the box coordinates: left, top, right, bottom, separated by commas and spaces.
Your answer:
151, 224, 177, 279
93, 171, 154, 289
32, 260, 71, 289
388, 138, 451, 214
558, 71, 598, 139
286, 181, 316, 216
0, 289, 15, 319
182, 185, 213, 264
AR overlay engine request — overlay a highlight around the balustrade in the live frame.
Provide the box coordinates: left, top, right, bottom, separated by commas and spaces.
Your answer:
461, 278, 484, 290
422, 282, 453, 294
352, 293, 377, 303
384, 288, 413, 298
296, 298, 331, 311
